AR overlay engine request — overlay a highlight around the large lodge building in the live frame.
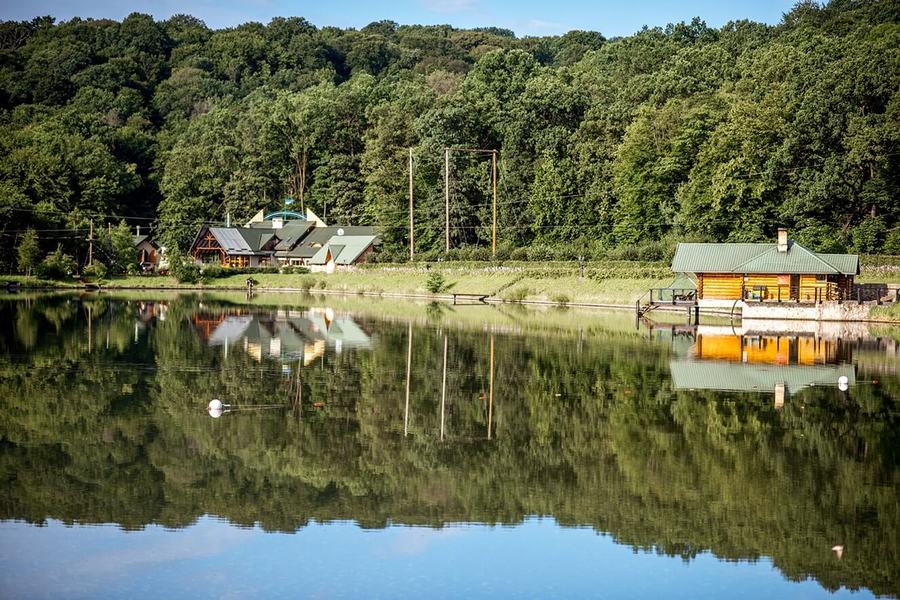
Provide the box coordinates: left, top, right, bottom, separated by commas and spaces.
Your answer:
188, 209, 378, 272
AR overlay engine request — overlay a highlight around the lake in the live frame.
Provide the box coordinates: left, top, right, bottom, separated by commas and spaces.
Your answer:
0, 292, 897, 599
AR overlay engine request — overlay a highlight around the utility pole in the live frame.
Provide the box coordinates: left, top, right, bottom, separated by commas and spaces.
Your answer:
444, 147, 450, 253
88, 220, 94, 267
492, 150, 497, 258
408, 147, 414, 261
444, 146, 498, 256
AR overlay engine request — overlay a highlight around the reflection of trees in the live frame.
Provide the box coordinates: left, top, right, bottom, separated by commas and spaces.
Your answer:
0, 295, 898, 596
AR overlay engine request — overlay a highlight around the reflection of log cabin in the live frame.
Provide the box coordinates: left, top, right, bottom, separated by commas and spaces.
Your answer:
671, 229, 858, 306
669, 358, 855, 398
189, 227, 278, 267
671, 332, 856, 400
694, 334, 850, 366
669, 334, 856, 396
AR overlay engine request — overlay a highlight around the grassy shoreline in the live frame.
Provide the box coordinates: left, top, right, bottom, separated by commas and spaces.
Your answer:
2, 273, 669, 305
4, 260, 899, 314
3, 262, 674, 306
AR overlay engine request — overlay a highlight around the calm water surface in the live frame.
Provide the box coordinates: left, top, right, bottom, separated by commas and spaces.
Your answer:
0, 292, 898, 599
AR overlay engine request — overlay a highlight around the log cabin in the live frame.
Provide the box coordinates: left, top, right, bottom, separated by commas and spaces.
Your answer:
671, 229, 859, 307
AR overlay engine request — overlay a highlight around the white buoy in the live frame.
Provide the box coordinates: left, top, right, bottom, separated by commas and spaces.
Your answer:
838, 376, 849, 391
208, 399, 223, 411
208, 407, 223, 418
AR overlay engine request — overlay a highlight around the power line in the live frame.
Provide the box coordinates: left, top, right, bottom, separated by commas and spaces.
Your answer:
4, 206, 160, 221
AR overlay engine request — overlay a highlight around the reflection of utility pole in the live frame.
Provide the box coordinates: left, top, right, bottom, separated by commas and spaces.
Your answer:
444, 148, 450, 253
440, 334, 448, 442
404, 322, 412, 436
293, 365, 303, 418
488, 334, 494, 440
408, 147, 414, 261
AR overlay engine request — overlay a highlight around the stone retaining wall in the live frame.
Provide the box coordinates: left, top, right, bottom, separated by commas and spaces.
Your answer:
740, 301, 874, 321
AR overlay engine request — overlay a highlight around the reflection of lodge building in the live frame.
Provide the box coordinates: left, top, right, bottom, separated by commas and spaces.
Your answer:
670, 329, 856, 400
191, 307, 372, 366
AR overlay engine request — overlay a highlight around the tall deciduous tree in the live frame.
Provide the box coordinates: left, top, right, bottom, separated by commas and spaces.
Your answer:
16, 229, 40, 276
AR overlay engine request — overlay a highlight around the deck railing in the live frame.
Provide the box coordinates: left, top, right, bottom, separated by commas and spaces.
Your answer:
648, 288, 697, 304
741, 283, 843, 303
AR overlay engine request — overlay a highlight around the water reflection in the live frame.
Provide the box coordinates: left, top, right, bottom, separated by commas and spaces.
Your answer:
668, 327, 859, 401
0, 293, 898, 598
192, 305, 372, 366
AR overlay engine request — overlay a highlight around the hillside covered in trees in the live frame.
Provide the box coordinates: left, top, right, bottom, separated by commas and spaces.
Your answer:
1, 0, 899, 270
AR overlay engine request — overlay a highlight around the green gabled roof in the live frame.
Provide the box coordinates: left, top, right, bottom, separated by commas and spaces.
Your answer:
671, 242, 858, 275
328, 244, 346, 261
818, 253, 859, 275
238, 228, 276, 252
669, 359, 856, 394
309, 236, 376, 265
273, 222, 316, 252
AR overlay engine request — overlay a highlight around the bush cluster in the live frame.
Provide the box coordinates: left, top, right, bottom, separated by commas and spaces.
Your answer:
36, 246, 77, 280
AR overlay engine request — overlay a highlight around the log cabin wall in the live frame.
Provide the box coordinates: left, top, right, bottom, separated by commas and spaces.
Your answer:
696, 335, 835, 365
699, 273, 851, 301
744, 274, 787, 300
698, 274, 743, 299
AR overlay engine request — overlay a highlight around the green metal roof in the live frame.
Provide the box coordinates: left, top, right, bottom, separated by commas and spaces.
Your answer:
310, 235, 376, 265
237, 228, 276, 252
273, 222, 316, 252
671, 242, 858, 275
669, 359, 856, 394
291, 226, 378, 259
817, 253, 860, 275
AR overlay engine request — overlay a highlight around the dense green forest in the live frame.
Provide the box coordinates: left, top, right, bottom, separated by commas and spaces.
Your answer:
1, 0, 899, 271
0, 294, 898, 595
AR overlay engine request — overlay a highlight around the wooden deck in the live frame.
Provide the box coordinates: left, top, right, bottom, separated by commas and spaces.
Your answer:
636, 288, 697, 317
452, 293, 490, 305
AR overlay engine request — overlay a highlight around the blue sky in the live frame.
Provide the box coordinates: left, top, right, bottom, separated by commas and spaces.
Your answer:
0, 517, 871, 599
1, 0, 798, 37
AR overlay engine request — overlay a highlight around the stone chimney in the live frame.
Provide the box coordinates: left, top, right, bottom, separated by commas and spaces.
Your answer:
777, 228, 789, 252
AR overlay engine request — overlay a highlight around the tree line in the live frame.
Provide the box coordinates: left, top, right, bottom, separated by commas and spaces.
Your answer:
1, 1, 899, 272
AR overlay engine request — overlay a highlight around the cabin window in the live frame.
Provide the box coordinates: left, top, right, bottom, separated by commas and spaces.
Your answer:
816, 274, 827, 281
